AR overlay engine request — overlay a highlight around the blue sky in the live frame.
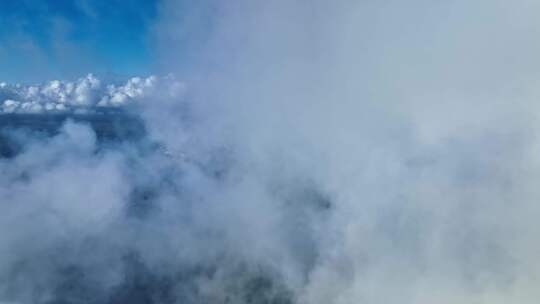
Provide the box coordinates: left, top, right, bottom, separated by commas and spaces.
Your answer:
0, 0, 159, 83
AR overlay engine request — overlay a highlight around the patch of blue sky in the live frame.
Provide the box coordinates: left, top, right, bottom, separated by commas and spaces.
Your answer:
0, 0, 158, 82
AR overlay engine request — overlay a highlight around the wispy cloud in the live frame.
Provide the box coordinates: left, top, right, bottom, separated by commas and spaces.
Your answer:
2, 1, 540, 303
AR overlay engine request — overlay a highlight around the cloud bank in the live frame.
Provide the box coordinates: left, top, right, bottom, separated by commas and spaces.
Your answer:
0, 74, 183, 114
3, 1, 540, 304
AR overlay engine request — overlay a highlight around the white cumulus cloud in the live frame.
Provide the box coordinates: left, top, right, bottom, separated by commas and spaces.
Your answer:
0, 74, 184, 114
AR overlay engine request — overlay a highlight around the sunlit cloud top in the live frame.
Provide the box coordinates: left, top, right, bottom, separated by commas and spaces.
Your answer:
0, 74, 184, 114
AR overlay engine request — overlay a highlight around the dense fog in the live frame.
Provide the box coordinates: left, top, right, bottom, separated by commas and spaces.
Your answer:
2, 1, 540, 303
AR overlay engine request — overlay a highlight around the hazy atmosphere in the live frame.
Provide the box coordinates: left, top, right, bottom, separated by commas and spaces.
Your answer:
2, 1, 540, 303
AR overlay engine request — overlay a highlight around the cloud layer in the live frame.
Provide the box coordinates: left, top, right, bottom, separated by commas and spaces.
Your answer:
3, 1, 540, 303
0, 74, 183, 114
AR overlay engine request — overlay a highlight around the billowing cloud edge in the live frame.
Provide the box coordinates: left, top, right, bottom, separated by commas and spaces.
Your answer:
0, 74, 185, 114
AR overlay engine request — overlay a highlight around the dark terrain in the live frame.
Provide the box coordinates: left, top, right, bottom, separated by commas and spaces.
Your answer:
0, 113, 295, 304
0, 112, 146, 158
